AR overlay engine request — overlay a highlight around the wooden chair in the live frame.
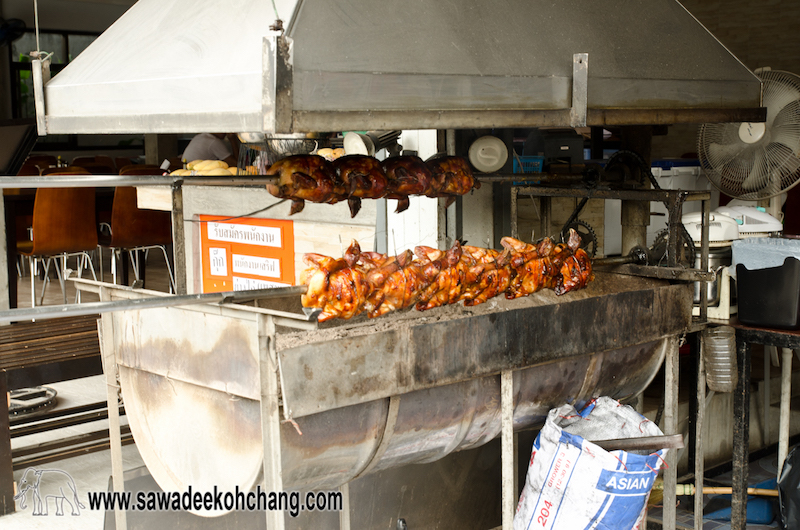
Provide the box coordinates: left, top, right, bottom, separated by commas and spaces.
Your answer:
17, 184, 98, 306
16, 165, 39, 176
69, 164, 114, 175
24, 155, 57, 173
41, 166, 87, 176
72, 155, 116, 172
118, 164, 163, 176
114, 157, 134, 172
98, 187, 175, 292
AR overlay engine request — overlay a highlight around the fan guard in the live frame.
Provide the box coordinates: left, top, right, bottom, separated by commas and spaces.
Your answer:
698, 69, 800, 200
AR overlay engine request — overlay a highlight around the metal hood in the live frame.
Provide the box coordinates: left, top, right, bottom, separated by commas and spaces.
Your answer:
38, 0, 764, 135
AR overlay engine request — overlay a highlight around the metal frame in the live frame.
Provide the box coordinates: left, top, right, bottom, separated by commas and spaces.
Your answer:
79, 273, 691, 530
729, 323, 800, 530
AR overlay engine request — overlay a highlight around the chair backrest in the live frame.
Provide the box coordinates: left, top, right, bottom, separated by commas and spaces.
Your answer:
42, 166, 87, 175
114, 157, 134, 172
72, 155, 118, 173
119, 164, 162, 175
16, 164, 40, 176
108, 187, 172, 248
70, 164, 114, 175
29, 187, 98, 255
25, 155, 57, 167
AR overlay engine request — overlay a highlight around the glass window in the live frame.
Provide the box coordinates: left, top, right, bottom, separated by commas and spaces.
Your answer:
11, 33, 66, 64
67, 34, 96, 61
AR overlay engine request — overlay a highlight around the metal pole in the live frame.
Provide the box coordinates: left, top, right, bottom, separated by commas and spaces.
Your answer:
0, 370, 14, 515
764, 347, 772, 447
171, 180, 187, 295
339, 483, 351, 530
694, 336, 706, 530
731, 333, 751, 530
779, 348, 793, 471
0, 283, 308, 323
700, 199, 710, 321
99, 288, 127, 530
0, 174, 278, 189
501, 369, 515, 530
258, 314, 285, 530
662, 335, 679, 530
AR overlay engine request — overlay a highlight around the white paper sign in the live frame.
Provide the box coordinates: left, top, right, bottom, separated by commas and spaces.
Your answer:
208, 248, 228, 276
232, 254, 281, 278
207, 222, 281, 247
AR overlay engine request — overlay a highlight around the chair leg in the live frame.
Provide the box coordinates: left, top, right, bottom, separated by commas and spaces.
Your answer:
84, 252, 97, 281
158, 245, 177, 294
55, 255, 67, 305
28, 257, 35, 308
111, 248, 118, 285
128, 250, 141, 283
98, 246, 104, 283
38, 257, 53, 306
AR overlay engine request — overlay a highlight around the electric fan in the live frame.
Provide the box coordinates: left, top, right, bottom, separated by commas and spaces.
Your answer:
698, 68, 800, 200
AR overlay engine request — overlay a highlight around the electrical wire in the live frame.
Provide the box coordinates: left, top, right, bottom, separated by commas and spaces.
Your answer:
184, 199, 288, 223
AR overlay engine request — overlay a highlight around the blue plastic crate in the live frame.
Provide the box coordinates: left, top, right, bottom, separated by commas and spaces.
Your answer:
513, 156, 544, 174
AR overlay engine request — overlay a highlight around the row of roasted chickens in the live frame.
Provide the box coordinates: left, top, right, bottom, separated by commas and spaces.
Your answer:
266, 154, 479, 217
301, 229, 594, 322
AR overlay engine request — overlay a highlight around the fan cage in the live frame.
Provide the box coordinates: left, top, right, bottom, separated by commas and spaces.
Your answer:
698, 69, 800, 200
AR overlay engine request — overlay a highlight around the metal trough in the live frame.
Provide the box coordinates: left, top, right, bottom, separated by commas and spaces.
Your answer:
93, 272, 691, 512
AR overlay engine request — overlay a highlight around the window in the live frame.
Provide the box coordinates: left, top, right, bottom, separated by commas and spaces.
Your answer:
8, 29, 144, 151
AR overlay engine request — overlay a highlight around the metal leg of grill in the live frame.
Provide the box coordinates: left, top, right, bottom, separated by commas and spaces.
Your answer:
662, 335, 679, 530
779, 348, 793, 471
694, 335, 706, 530
99, 287, 127, 530
0, 370, 15, 516
339, 482, 351, 530
501, 369, 514, 530
731, 336, 750, 530
258, 314, 285, 530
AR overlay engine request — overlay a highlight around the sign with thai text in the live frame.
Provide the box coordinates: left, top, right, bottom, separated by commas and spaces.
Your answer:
200, 215, 294, 293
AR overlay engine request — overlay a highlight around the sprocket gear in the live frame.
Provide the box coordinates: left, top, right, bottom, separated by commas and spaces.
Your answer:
561, 220, 598, 258
649, 227, 695, 268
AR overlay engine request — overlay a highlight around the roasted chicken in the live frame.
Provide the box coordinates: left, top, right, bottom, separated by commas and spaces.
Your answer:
266, 154, 478, 216
265, 155, 336, 215
333, 155, 388, 218
426, 156, 481, 207
300, 229, 594, 322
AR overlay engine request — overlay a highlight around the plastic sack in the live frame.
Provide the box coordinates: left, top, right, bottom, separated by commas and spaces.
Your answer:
514, 397, 666, 530
779, 445, 800, 529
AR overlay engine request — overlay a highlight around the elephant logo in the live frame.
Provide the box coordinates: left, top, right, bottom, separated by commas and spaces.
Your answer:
14, 467, 86, 516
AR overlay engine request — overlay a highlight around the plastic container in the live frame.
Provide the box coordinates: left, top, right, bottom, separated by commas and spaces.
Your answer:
702, 326, 738, 392
512, 156, 544, 174
737, 257, 800, 329
731, 238, 800, 280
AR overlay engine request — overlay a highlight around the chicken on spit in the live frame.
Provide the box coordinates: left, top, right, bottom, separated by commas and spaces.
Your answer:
300, 229, 593, 322
265, 154, 478, 216
265, 155, 337, 215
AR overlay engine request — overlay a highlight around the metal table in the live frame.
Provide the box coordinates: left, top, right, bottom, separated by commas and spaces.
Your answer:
730, 318, 799, 530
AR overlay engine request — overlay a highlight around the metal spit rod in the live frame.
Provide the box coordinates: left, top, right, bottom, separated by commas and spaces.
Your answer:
0, 284, 309, 324
0, 174, 278, 188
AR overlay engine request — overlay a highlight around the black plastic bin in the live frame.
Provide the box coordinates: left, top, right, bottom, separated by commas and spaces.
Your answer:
737, 257, 800, 329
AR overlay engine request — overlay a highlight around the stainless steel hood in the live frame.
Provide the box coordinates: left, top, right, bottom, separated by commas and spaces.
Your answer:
38, 0, 764, 135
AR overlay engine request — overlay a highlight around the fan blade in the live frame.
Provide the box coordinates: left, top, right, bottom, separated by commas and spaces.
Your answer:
770, 126, 800, 155
764, 141, 800, 190
742, 148, 767, 192
706, 141, 746, 168
715, 154, 754, 197
763, 74, 800, 128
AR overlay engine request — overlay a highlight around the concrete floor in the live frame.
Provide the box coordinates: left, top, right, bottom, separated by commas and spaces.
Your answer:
4, 249, 171, 528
